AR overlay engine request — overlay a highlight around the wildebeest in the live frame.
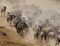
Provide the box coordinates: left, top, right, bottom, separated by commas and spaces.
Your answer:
38, 19, 52, 40
48, 31, 55, 39
55, 33, 60, 45
1, 6, 6, 16
47, 31, 56, 42
33, 25, 43, 40
42, 31, 48, 40
39, 27, 49, 41
47, 26, 59, 41
39, 31, 44, 40
14, 17, 28, 37
56, 34, 60, 45
34, 29, 40, 40
7, 12, 16, 26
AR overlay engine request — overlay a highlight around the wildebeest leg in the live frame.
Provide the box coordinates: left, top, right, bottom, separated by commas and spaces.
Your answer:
47, 36, 49, 42
57, 39, 60, 45
16, 28, 19, 34
34, 33, 37, 39
16, 28, 22, 36
20, 30, 24, 38
4, 12, 6, 16
40, 35, 44, 41
44, 35, 47, 41
22, 30, 24, 38
17, 30, 20, 34
24, 28, 28, 35
34, 32, 39, 40
1, 12, 3, 16
55, 41, 58, 46
55, 38, 57, 46
36, 33, 39, 40
10, 21, 11, 26
55, 39, 59, 46
1, 11, 5, 16
57, 41, 59, 45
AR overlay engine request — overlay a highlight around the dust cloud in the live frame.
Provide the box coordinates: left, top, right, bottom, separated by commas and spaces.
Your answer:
0, 0, 60, 46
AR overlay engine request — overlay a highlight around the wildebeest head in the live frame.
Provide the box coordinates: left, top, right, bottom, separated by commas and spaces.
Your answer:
7, 12, 16, 24
4, 6, 6, 9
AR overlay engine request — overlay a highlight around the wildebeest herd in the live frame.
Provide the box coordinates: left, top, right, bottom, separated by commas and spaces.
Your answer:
6, 11, 28, 38
0, 6, 60, 46
1, 6, 28, 38
33, 20, 60, 45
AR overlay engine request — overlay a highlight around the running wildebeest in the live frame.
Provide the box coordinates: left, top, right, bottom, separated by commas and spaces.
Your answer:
47, 31, 56, 42
38, 19, 51, 40
14, 17, 28, 37
46, 27, 55, 39
40, 27, 49, 41
1, 6, 6, 16
48, 31, 55, 39
34, 25, 43, 40
34, 29, 40, 40
40, 31, 48, 41
40, 31, 44, 40
56, 35, 60, 45
55, 32, 60, 45
7, 12, 16, 26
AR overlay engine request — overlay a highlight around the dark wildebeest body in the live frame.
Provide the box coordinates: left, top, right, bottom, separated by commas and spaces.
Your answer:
43, 31, 48, 40
14, 18, 28, 37
57, 38, 60, 44
34, 29, 40, 40
7, 13, 16, 25
1, 6, 6, 15
56, 33, 60, 45
40, 31, 48, 41
14, 18, 22, 29
33, 25, 48, 40
34, 25, 43, 40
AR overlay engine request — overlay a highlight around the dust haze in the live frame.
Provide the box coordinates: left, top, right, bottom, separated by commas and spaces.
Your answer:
0, 0, 60, 46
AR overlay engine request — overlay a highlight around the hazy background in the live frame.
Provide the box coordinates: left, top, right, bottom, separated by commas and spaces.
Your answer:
0, 0, 60, 12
